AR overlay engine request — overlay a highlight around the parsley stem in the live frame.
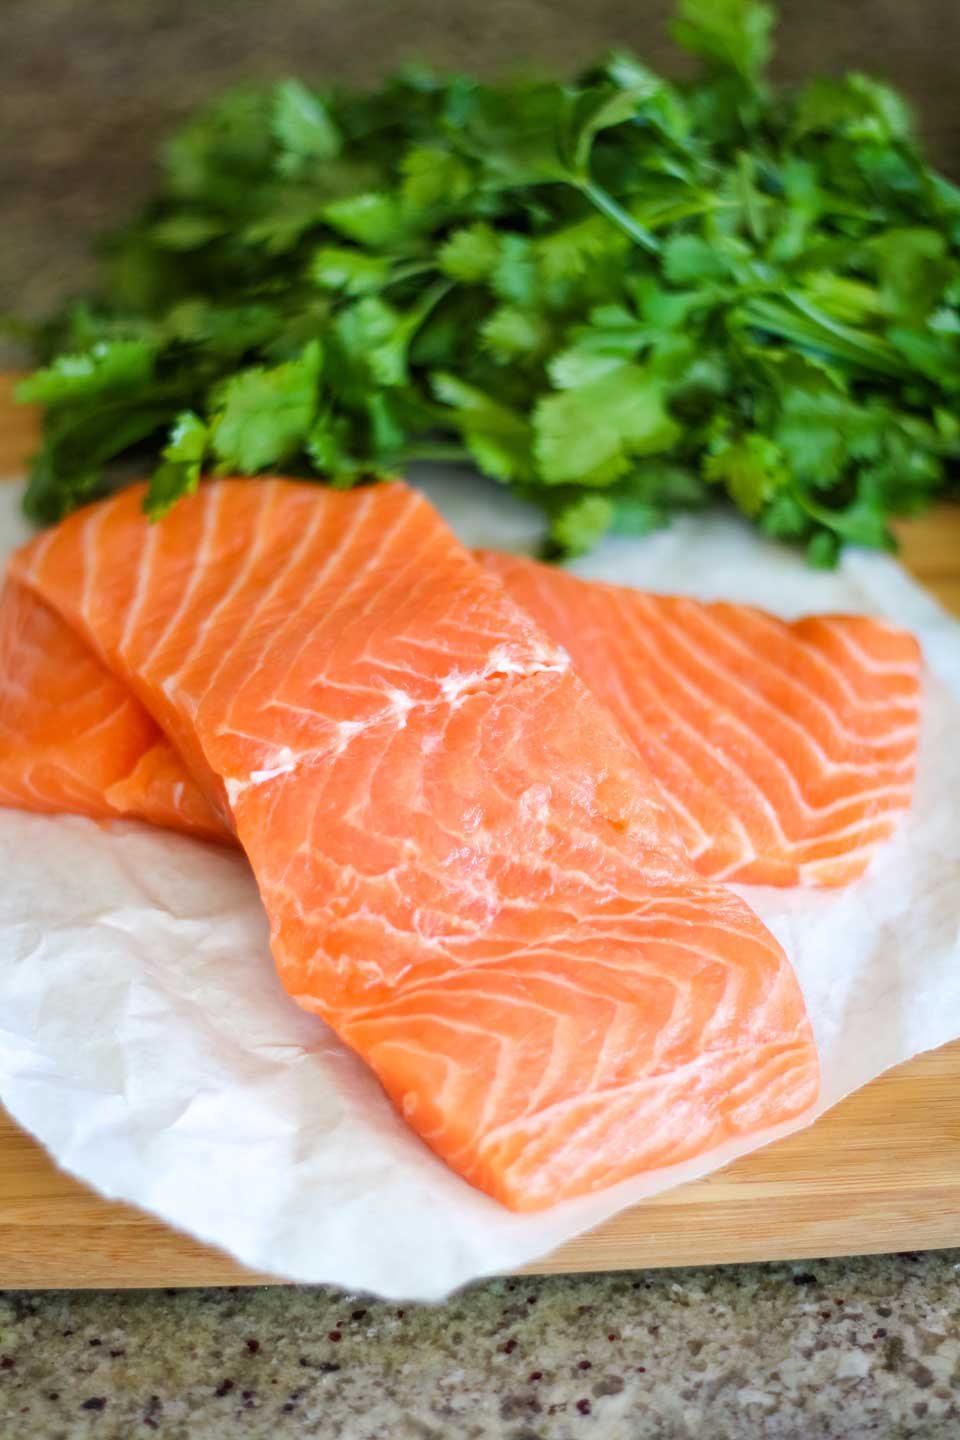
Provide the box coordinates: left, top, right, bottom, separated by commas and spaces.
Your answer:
744, 294, 910, 379
578, 181, 661, 255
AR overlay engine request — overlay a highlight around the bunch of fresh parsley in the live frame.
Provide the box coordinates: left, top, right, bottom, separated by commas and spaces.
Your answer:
14, 0, 960, 561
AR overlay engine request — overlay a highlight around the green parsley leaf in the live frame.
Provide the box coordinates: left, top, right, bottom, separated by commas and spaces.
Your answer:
536, 215, 630, 282
323, 192, 405, 247
548, 495, 615, 555
309, 247, 391, 295
703, 433, 787, 515
149, 214, 226, 251
431, 373, 534, 483
562, 86, 648, 177
662, 233, 730, 285
146, 412, 209, 518
672, 0, 774, 86
481, 306, 550, 362
17, 340, 155, 407
438, 223, 502, 283
272, 80, 341, 163
400, 146, 473, 208
13, 0, 960, 560
210, 341, 322, 471
454, 83, 570, 187
534, 363, 680, 485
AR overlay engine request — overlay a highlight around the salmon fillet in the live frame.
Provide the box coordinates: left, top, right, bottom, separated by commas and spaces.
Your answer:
6, 479, 819, 1209
0, 579, 229, 842
479, 551, 922, 887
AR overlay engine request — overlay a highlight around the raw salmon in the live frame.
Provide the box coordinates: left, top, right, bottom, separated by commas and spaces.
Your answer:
479, 552, 922, 887
0, 579, 229, 842
6, 479, 819, 1209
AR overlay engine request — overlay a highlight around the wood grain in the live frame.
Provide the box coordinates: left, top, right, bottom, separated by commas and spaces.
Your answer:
1, 373, 959, 1288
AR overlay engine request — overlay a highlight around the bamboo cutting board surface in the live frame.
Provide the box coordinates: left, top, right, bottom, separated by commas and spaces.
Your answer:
1, 373, 959, 1288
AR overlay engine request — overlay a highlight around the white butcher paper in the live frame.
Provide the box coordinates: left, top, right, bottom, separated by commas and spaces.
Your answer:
0, 468, 958, 1301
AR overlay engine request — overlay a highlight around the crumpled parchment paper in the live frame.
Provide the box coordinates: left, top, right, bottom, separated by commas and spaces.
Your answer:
0, 472, 957, 1301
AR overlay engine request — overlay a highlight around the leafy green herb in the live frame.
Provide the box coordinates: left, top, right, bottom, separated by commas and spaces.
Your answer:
14, 0, 960, 559
208, 340, 322, 471
145, 411, 209, 517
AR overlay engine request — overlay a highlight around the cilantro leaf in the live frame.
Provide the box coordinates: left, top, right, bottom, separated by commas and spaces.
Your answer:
306, 406, 365, 483
703, 433, 787, 515
561, 87, 649, 177
16, 340, 155, 407
438, 223, 502, 283
400, 146, 473, 208
323, 192, 405, 247
534, 363, 680, 485
481, 306, 550, 362
548, 495, 614, 556
146, 412, 209, 518
672, 0, 774, 86
272, 80, 342, 163
13, 0, 960, 563
454, 83, 571, 187
210, 341, 322, 471
309, 247, 391, 296
536, 215, 630, 282
431, 373, 534, 483
662, 233, 730, 285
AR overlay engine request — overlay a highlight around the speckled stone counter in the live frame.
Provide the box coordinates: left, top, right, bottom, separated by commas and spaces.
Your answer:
2, 1252, 959, 1438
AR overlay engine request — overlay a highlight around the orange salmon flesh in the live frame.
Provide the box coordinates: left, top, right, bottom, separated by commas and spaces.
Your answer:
0, 479, 821, 1209
479, 551, 921, 888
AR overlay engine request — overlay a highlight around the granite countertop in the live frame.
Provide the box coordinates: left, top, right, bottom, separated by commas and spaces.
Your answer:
1, 1253, 959, 1437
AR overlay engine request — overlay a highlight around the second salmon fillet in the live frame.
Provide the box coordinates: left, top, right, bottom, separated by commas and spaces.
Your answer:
6, 479, 819, 1209
480, 552, 922, 887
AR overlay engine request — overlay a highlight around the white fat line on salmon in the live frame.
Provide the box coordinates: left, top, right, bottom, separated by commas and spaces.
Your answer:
222, 642, 571, 804
248, 745, 300, 785
440, 641, 570, 705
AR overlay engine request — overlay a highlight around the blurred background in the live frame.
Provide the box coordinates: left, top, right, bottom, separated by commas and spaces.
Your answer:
3, 0, 959, 344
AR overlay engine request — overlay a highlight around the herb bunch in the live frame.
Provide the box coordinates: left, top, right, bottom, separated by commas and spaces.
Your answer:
16, 0, 960, 561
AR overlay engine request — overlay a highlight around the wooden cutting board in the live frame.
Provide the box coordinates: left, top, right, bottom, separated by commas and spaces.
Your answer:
2, 373, 959, 1288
